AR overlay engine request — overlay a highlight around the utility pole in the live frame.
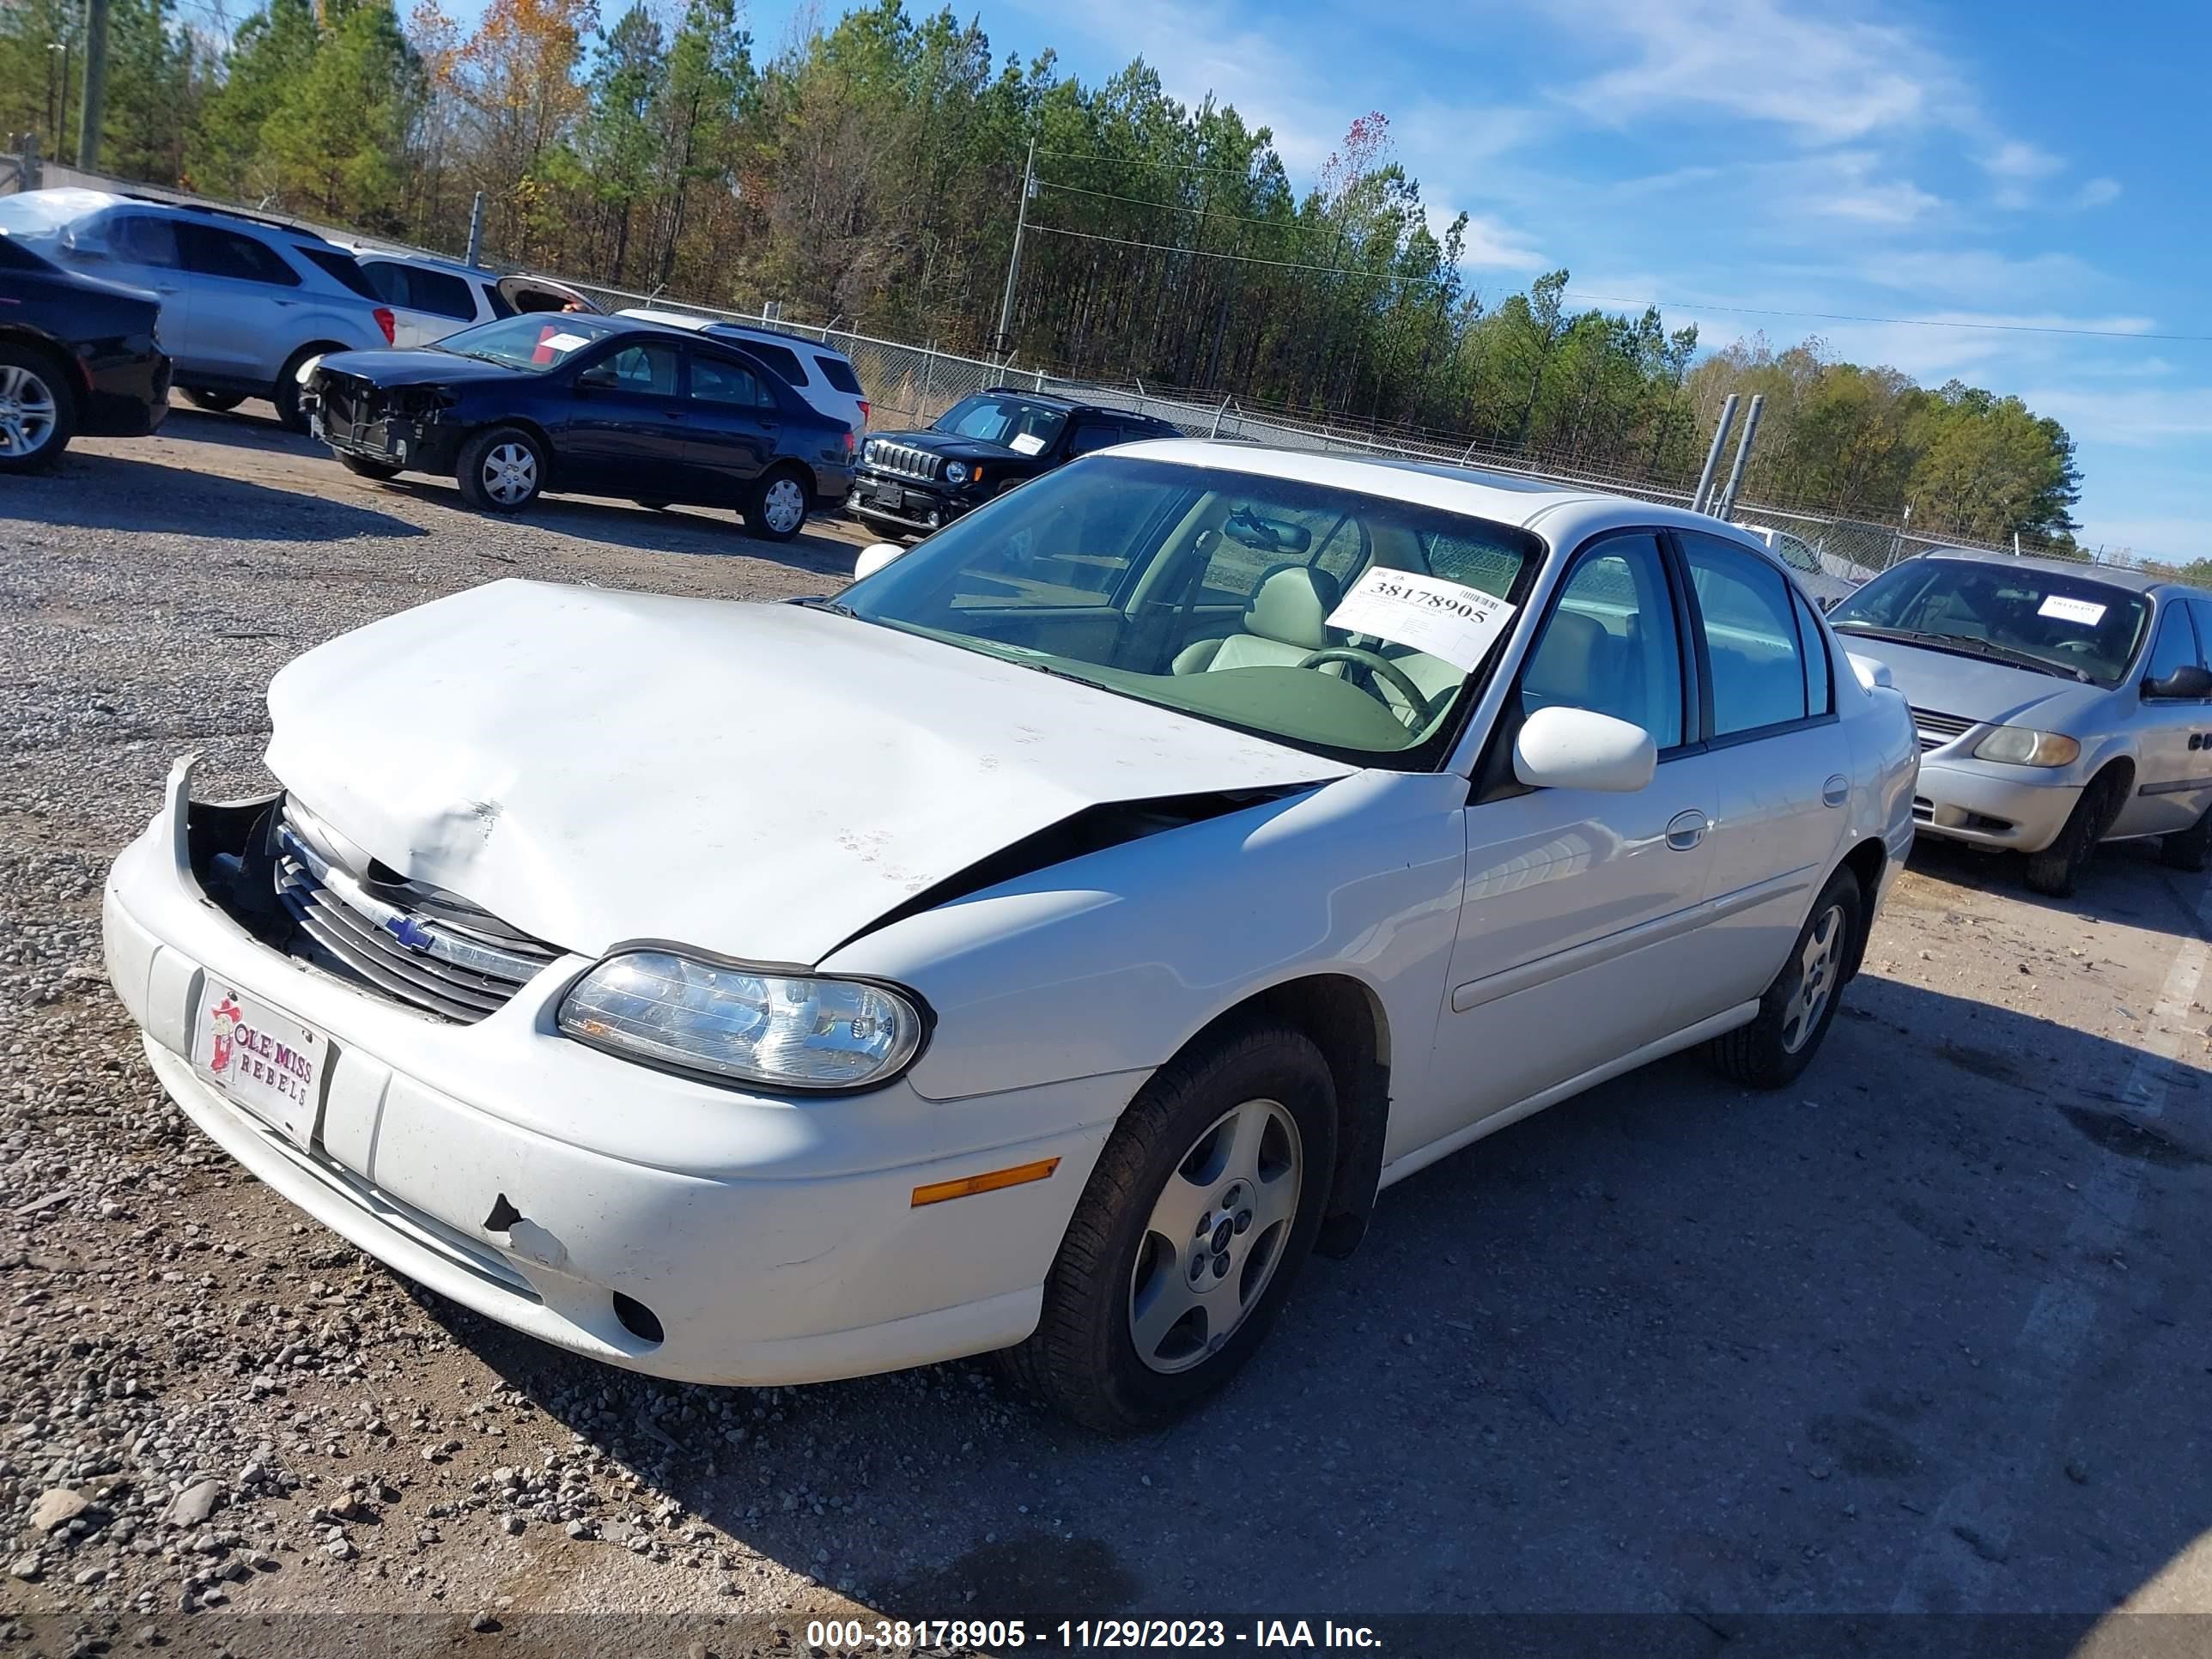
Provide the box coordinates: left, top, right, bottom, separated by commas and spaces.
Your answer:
50, 37, 71, 165
994, 136, 1036, 359
1711, 392, 1764, 520
1690, 392, 1739, 515
76, 0, 109, 171
465, 191, 487, 267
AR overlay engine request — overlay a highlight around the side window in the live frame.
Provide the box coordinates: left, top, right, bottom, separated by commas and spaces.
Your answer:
1066, 421, 1127, 458
482, 282, 514, 319
295, 246, 380, 299
107, 214, 178, 267
814, 355, 863, 394
408, 266, 477, 321
1680, 532, 1808, 737
2142, 604, 2200, 691
579, 343, 679, 395
1520, 532, 1684, 750
736, 340, 806, 385
689, 355, 766, 408
1792, 589, 1832, 718
177, 223, 301, 287
360, 260, 410, 306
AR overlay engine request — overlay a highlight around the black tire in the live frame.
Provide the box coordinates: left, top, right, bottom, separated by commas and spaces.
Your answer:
740, 465, 811, 542
337, 453, 403, 482
2163, 803, 2212, 872
1000, 1021, 1338, 1432
2024, 769, 2127, 897
271, 346, 337, 433
0, 343, 76, 473
455, 425, 546, 514
1707, 867, 1864, 1091
183, 388, 246, 413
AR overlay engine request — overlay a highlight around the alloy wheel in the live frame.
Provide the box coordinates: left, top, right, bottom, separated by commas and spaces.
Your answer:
0, 365, 59, 459
763, 476, 806, 534
1780, 902, 1845, 1054
483, 442, 538, 505
1127, 1097, 1303, 1374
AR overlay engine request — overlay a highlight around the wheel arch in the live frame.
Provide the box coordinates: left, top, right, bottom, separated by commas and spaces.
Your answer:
468, 416, 560, 489
1837, 836, 1887, 983
1169, 971, 1391, 1261
0, 328, 82, 407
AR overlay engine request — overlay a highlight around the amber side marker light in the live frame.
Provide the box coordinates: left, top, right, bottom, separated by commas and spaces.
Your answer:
910, 1158, 1060, 1207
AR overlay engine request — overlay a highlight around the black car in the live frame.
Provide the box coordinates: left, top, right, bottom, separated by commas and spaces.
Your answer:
0, 229, 169, 471
851, 389, 1183, 538
305, 313, 858, 541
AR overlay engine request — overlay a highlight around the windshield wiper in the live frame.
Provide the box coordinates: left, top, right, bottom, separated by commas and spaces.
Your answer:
1838, 624, 2087, 682
793, 596, 860, 619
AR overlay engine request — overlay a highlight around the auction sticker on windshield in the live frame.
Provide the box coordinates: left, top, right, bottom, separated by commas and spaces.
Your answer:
2039, 594, 2107, 625
191, 983, 328, 1149
1009, 432, 1046, 455
1328, 568, 1518, 672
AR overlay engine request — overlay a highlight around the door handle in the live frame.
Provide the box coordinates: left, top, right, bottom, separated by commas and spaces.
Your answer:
1822, 773, 1850, 807
1665, 810, 1708, 851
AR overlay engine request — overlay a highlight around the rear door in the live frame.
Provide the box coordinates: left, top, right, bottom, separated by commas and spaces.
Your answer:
1666, 529, 1853, 1018
561, 337, 692, 496
680, 348, 779, 501
362, 259, 483, 347
173, 222, 310, 385
2118, 599, 2212, 836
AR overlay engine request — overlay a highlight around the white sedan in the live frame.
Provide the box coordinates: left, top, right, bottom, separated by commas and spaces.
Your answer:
102, 443, 1917, 1430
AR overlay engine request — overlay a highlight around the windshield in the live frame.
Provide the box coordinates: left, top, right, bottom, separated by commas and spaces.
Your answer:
1827, 558, 2149, 686
931, 393, 1067, 454
836, 455, 1545, 763
433, 313, 617, 369
0, 193, 85, 240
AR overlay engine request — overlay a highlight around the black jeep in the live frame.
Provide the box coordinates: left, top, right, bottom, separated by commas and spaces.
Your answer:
850, 388, 1183, 538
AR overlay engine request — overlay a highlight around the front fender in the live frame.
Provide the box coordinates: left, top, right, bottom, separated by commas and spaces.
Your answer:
823, 769, 1468, 1105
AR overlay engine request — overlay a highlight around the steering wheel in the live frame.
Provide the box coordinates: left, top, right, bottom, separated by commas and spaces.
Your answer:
1297, 646, 1437, 726
2051, 638, 2098, 657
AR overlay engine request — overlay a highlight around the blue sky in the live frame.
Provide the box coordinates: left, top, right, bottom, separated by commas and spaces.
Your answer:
736, 0, 2212, 556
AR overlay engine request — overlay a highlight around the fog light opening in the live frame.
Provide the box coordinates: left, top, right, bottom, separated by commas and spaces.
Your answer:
611, 1291, 664, 1346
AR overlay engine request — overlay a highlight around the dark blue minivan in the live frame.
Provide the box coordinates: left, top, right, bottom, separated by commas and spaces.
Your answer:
303, 313, 856, 542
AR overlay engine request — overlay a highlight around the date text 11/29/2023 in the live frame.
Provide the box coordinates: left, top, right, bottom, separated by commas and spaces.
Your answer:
803, 1621, 1384, 1650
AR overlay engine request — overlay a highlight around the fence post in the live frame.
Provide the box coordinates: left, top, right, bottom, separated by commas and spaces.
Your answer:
1690, 393, 1739, 515
1211, 395, 1231, 437
1711, 392, 1764, 520
920, 341, 936, 419
465, 191, 487, 267
1036, 364, 1045, 392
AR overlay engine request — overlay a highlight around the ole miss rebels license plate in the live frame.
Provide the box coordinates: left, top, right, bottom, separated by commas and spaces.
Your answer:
191, 981, 329, 1148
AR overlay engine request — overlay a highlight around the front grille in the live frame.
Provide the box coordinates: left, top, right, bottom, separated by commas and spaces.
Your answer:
1909, 707, 1975, 752
863, 440, 941, 481
319, 374, 382, 444
273, 800, 559, 1024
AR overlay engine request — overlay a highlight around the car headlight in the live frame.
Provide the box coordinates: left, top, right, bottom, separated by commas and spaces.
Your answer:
943, 460, 969, 484
296, 353, 325, 386
557, 950, 924, 1091
1973, 726, 2081, 768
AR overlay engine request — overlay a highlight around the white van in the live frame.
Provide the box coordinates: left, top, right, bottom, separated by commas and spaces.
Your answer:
619, 308, 870, 433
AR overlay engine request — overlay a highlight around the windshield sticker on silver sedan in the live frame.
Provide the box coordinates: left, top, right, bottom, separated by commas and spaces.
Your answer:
1328, 568, 1518, 672
2039, 594, 2107, 625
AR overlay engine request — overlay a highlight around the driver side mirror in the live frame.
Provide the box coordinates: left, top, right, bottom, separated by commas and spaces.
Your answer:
1514, 705, 1657, 793
2143, 664, 2212, 701
853, 542, 904, 581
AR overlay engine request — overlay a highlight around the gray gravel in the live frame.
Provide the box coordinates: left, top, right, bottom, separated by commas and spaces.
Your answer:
6, 403, 2212, 1650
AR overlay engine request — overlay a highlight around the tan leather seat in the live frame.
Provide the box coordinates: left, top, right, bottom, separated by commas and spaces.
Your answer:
1173, 564, 1343, 674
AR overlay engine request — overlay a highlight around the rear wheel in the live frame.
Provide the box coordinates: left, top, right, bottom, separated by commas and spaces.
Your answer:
1707, 867, 1863, 1090
272, 345, 337, 433
338, 453, 403, 482
457, 426, 546, 513
2164, 804, 2212, 872
0, 347, 72, 472
1000, 1021, 1336, 1431
183, 388, 246, 413
741, 467, 810, 542
2024, 769, 2127, 897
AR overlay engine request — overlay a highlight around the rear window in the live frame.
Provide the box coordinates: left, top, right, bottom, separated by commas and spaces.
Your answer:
814, 354, 863, 395
177, 222, 301, 287
297, 246, 380, 299
362, 259, 475, 321
0, 233, 56, 274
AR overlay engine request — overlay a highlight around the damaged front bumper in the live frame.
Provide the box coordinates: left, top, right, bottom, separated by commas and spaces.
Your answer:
102, 757, 1124, 1387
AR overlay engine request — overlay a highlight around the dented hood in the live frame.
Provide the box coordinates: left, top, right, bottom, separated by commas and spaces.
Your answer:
263, 580, 1350, 965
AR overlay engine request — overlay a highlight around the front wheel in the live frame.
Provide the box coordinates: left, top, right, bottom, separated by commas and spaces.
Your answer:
0, 348, 73, 472
338, 453, 402, 482
1000, 1022, 1337, 1431
2024, 770, 2125, 897
271, 347, 334, 433
741, 468, 810, 542
2162, 801, 2212, 872
1706, 867, 1864, 1090
456, 426, 546, 513
184, 388, 246, 413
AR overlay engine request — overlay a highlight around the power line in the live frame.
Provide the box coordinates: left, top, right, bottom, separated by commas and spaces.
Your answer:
1039, 178, 1314, 237
1564, 289, 2209, 343
1033, 147, 1287, 185
1027, 221, 1454, 288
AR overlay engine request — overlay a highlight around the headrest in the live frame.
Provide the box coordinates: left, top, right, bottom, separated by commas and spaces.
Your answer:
1243, 563, 1341, 650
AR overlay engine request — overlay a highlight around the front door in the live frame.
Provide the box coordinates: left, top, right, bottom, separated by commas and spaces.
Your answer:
2112, 599, 2212, 838
562, 340, 692, 497
1405, 530, 1717, 1161
92, 212, 190, 363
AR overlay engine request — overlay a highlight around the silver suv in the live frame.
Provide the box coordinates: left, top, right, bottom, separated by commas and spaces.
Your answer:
0, 189, 394, 430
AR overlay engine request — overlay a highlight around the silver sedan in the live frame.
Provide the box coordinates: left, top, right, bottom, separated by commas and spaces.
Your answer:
1827, 550, 2212, 896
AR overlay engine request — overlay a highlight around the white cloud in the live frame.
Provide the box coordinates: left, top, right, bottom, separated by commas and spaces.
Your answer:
1983, 140, 2062, 180
2074, 177, 2123, 210
2021, 383, 2212, 446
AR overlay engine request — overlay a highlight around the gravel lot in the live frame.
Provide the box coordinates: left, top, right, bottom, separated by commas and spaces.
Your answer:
5, 404, 2212, 1654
